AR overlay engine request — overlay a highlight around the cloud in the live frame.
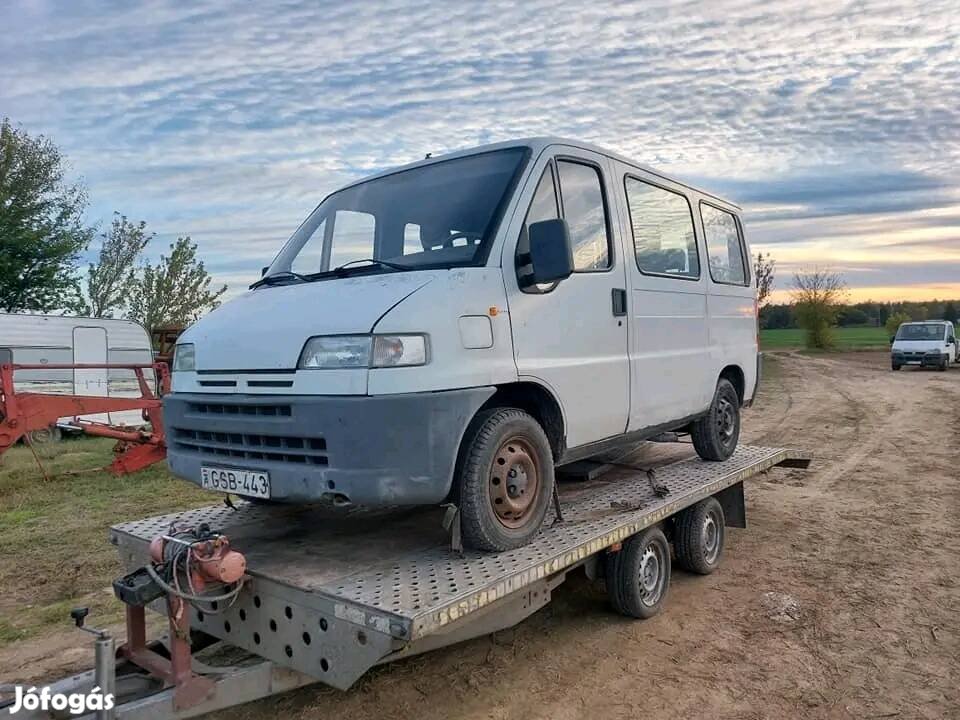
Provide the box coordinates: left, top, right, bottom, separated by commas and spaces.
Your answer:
1, 0, 958, 298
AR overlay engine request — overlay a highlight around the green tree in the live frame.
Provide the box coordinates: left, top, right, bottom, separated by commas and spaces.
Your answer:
790, 268, 848, 349
0, 118, 93, 312
885, 311, 911, 339
944, 300, 958, 324
82, 213, 153, 317
128, 236, 227, 332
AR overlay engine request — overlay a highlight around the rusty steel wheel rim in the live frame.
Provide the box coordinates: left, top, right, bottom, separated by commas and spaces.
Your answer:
488, 436, 541, 529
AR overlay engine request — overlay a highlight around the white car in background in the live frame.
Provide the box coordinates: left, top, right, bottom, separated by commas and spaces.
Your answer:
890, 320, 957, 371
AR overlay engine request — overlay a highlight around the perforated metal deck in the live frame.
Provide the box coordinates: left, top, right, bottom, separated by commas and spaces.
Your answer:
109, 443, 802, 688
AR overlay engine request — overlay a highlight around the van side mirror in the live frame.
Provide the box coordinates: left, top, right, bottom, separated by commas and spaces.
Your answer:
261, 266, 269, 277
526, 219, 574, 286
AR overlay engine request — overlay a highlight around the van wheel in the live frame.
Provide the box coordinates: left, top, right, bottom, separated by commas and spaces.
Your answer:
605, 526, 671, 618
691, 378, 740, 461
891, 362, 902, 371
457, 408, 554, 552
939, 356, 948, 371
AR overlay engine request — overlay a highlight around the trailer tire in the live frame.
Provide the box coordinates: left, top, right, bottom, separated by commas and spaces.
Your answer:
691, 378, 740, 461
605, 526, 671, 619
457, 408, 555, 552
674, 497, 725, 574
27, 425, 62, 445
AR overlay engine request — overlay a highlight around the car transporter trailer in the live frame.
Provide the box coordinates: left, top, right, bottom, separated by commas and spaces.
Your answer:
8, 442, 808, 720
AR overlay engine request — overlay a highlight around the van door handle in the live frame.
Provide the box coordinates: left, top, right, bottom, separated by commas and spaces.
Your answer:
611, 288, 628, 317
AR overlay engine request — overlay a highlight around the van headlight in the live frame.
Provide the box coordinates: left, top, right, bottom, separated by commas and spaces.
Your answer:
371, 335, 428, 367
298, 335, 428, 369
172, 343, 195, 372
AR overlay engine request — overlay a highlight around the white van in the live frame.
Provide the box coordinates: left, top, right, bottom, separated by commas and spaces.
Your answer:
0, 313, 154, 435
891, 320, 957, 370
166, 138, 759, 550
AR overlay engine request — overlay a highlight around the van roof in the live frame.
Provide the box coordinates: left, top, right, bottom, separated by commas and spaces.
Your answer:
902, 320, 950, 325
343, 137, 741, 210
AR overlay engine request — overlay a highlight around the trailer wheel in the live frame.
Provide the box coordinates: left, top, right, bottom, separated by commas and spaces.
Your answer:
674, 497, 725, 574
605, 526, 671, 619
457, 408, 555, 552
691, 378, 740, 461
27, 425, 62, 445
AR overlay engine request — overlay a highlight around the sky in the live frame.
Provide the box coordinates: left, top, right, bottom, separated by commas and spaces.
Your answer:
1, 0, 958, 304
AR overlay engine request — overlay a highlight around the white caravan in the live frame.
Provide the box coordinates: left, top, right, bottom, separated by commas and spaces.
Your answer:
0, 313, 154, 433
166, 138, 759, 550
890, 320, 957, 370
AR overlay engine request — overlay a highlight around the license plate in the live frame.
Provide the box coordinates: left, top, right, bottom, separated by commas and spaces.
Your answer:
201, 466, 270, 498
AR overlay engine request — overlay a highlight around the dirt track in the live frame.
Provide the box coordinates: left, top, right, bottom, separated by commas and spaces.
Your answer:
227, 351, 957, 720
7, 351, 960, 718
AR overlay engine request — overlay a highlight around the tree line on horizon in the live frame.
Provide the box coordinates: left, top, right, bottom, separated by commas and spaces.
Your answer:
0, 117, 226, 332
761, 297, 959, 331
754, 253, 957, 350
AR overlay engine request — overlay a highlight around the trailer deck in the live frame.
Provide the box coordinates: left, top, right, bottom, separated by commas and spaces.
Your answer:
8, 441, 808, 719
105, 443, 807, 700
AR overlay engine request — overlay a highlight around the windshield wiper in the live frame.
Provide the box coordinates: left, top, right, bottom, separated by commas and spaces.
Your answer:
300, 259, 410, 281
331, 258, 408, 273
250, 271, 309, 289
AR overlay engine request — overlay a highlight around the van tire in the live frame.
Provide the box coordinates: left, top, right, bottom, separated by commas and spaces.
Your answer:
939, 356, 948, 371
691, 378, 740, 461
891, 362, 902, 371
457, 408, 555, 552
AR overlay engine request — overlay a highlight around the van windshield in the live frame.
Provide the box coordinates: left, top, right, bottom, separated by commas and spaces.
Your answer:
264, 148, 528, 282
896, 323, 945, 341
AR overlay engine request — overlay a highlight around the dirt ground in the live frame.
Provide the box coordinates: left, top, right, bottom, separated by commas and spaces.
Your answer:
4, 351, 959, 718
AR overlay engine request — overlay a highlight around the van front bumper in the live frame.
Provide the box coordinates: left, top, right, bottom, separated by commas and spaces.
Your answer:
163, 388, 495, 505
892, 351, 946, 366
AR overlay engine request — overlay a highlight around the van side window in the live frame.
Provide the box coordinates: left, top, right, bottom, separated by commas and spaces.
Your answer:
516, 166, 559, 289
700, 203, 747, 285
291, 219, 326, 274
328, 210, 376, 269
403, 223, 422, 255
557, 161, 611, 271
624, 177, 699, 279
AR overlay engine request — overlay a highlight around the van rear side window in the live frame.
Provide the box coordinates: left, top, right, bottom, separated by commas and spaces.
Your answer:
624, 177, 699, 279
700, 203, 748, 286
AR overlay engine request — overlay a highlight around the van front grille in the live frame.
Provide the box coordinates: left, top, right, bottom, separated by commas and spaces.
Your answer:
173, 428, 328, 465
187, 402, 292, 417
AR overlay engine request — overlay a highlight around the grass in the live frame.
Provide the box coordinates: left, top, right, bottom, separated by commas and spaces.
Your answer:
761, 326, 889, 351
0, 437, 215, 648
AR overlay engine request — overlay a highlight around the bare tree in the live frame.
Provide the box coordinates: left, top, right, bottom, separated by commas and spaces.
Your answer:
128, 237, 227, 332
790, 268, 848, 349
83, 213, 153, 317
754, 252, 776, 306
